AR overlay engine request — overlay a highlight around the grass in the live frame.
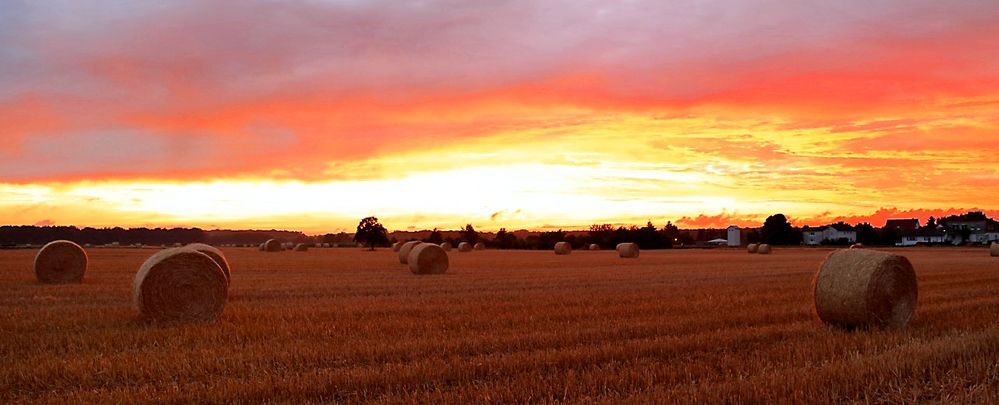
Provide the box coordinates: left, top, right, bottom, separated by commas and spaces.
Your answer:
1, 247, 997, 403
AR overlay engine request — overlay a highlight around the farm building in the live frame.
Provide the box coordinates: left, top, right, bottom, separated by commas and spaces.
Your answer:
726, 226, 741, 247
802, 223, 857, 246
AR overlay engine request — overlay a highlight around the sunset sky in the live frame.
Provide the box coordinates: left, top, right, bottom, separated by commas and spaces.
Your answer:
2, 1, 999, 233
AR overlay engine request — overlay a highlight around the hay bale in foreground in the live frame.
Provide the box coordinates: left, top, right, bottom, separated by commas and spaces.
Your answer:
757, 244, 772, 254
263, 239, 283, 252
747, 243, 758, 253
398, 241, 422, 264
184, 243, 230, 284
294, 243, 308, 252
616, 243, 639, 258
439, 242, 452, 252
458, 242, 472, 252
34, 240, 88, 284
408, 243, 449, 275
850, 243, 864, 249
589, 244, 600, 251
133, 247, 227, 323
474, 242, 486, 251
991, 243, 999, 257
554, 242, 572, 255
813, 249, 917, 329
391, 242, 402, 252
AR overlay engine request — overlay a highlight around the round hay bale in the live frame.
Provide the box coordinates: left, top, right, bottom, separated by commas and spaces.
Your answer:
474, 242, 486, 251
747, 243, 759, 253
458, 242, 472, 252
263, 239, 283, 252
757, 244, 772, 254
294, 243, 308, 252
408, 243, 449, 275
813, 249, 917, 329
398, 241, 422, 264
391, 242, 402, 252
589, 243, 600, 251
34, 240, 88, 284
554, 242, 572, 255
184, 243, 230, 284
439, 242, 452, 252
616, 243, 639, 258
850, 243, 864, 249
133, 247, 227, 323
257, 242, 266, 251
991, 243, 998, 257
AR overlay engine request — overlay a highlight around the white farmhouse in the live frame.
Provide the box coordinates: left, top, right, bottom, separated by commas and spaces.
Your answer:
802, 223, 857, 246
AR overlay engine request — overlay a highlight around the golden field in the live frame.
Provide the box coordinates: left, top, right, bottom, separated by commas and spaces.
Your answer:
1, 247, 997, 403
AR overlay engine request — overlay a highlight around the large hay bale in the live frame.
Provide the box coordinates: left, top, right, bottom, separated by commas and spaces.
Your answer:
294, 243, 308, 252
991, 243, 998, 257
850, 243, 864, 249
757, 244, 772, 254
813, 249, 917, 329
263, 239, 283, 252
184, 243, 230, 284
133, 247, 227, 323
408, 243, 449, 275
747, 243, 759, 253
458, 242, 472, 252
398, 241, 422, 264
34, 240, 88, 284
474, 242, 486, 251
391, 242, 402, 252
554, 242, 572, 255
616, 243, 639, 258
439, 242, 452, 252
589, 243, 600, 251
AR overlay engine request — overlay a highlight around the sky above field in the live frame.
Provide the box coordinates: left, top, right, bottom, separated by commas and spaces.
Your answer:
2, 1, 999, 233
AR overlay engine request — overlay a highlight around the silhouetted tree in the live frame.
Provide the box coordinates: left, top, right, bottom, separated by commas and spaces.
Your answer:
855, 222, 879, 245
354, 217, 389, 250
492, 228, 518, 249
425, 228, 444, 244
761, 214, 800, 245
459, 224, 479, 244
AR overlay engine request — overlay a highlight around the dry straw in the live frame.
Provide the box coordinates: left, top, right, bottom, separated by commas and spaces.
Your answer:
589, 243, 600, 251
474, 242, 486, 251
408, 243, 449, 275
133, 247, 228, 323
813, 249, 917, 329
391, 242, 402, 252
757, 244, 772, 254
458, 242, 472, 252
184, 243, 230, 284
617, 243, 639, 258
991, 243, 998, 257
294, 243, 309, 252
34, 240, 88, 284
747, 243, 759, 253
263, 239, 283, 252
398, 241, 422, 264
439, 242, 452, 252
554, 242, 572, 255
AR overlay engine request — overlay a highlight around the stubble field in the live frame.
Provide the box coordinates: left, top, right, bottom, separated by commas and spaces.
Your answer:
2, 246, 997, 403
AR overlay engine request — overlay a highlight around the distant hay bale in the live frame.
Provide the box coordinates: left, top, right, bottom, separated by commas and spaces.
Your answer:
850, 243, 864, 249
398, 241, 422, 264
589, 244, 600, 251
458, 242, 472, 252
184, 243, 230, 284
294, 243, 308, 252
757, 244, 772, 254
257, 242, 266, 251
616, 243, 639, 258
474, 242, 486, 251
391, 242, 402, 252
813, 249, 917, 329
133, 247, 228, 323
34, 240, 88, 284
263, 239, 283, 252
554, 242, 572, 255
747, 243, 759, 253
439, 242, 452, 252
991, 243, 998, 257
408, 243, 449, 275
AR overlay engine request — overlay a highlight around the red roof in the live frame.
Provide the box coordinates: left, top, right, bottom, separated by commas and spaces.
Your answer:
884, 218, 919, 231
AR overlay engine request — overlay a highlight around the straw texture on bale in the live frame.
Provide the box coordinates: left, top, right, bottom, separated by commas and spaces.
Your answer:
850, 243, 864, 249
408, 243, 449, 275
589, 244, 600, 251
184, 243, 230, 284
263, 239, 283, 252
616, 243, 640, 258
757, 244, 772, 254
439, 242, 452, 251
458, 242, 472, 252
747, 243, 758, 253
991, 243, 999, 257
398, 241, 422, 264
133, 247, 228, 323
813, 249, 917, 329
474, 242, 486, 251
34, 240, 88, 284
554, 242, 572, 255
391, 242, 402, 252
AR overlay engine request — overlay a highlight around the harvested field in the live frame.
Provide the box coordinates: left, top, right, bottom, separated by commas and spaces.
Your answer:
1, 247, 997, 403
